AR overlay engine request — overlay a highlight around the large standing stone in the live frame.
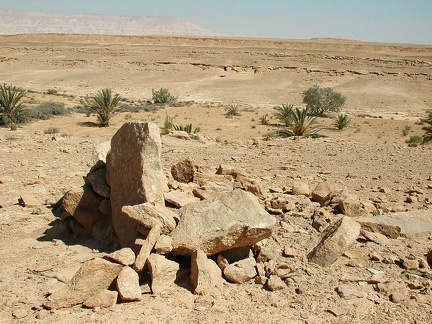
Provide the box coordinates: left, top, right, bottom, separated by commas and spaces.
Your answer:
116, 266, 142, 301
307, 216, 361, 267
146, 254, 180, 294
106, 122, 168, 249
170, 189, 276, 255
190, 250, 224, 295
44, 258, 123, 309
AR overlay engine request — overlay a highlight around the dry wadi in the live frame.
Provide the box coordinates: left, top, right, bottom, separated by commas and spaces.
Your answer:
0, 34, 431, 323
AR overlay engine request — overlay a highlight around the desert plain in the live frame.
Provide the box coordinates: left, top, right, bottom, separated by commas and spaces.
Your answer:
0, 34, 431, 323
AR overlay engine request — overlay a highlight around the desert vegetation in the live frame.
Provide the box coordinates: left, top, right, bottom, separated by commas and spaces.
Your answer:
152, 88, 177, 104
421, 110, 432, 143
82, 88, 122, 127
302, 85, 346, 116
0, 83, 26, 126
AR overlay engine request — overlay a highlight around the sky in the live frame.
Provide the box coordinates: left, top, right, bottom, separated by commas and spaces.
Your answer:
0, 0, 431, 45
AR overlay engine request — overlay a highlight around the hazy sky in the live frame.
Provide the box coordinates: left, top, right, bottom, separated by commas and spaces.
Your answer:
1, 0, 431, 44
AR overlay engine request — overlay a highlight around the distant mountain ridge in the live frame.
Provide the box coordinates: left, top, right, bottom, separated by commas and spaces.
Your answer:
0, 9, 223, 36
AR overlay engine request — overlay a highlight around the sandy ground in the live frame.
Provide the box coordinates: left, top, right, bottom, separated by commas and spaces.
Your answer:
0, 34, 431, 323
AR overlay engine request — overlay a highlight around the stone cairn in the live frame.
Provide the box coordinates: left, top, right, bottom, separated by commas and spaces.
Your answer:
44, 122, 384, 309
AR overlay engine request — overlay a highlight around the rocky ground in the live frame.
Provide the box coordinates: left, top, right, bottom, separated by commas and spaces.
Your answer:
0, 34, 431, 323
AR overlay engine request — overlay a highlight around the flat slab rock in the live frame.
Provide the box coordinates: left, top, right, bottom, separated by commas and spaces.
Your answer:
170, 189, 276, 256
44, 258, 123, 309
355, 209, 432, 238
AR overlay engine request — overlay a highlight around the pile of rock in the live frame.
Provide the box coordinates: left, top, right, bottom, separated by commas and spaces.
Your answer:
47, 121, 417, 309
47, 122, 279, 308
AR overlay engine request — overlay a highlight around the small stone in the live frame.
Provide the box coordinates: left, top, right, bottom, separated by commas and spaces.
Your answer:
19, 193, 40, 207
154, 234, 173, 254
267, 275, 286, 291
389, 292, 405, 303
327, 307, 346, 317
223, 258, 256, 283
402, 259, 418, 270
311, 182, 332, 205
283, 246, 297, 258
106, 248, 136, 266
116, 266, 142, 301
36, 309, 49, 319
291, 181, 310, 196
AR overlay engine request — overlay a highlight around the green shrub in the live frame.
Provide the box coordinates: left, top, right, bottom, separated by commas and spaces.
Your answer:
0, 83, 26, 126
421, 111, 432, 143
162, 114, 173, 135
46, 88, 58, 95
82, 88, 122, 127
303, 85, 346, 116
225, 104, 240, 117
31, 101, 68, 119
406, 134, 423, 146
152, 88, 176, 104
273, 103, 294, 126
402, 125, 411, 136
44, 127, 60, 134
335, 113, 350, 130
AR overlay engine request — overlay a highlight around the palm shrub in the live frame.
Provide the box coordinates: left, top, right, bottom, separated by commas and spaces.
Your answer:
422, 111, 432, 143
303, 85, 346, 116
225, 104, 240, 117
0, 83, 26, 126
83, 88, 122, 127
152, 88, 176, 104
278, 106, 324, 137
274, 103, 294, 126
335, 113, 350, 130
260, 114, 269, 125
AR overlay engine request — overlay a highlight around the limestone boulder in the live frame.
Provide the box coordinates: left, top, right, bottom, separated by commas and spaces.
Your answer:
106, 122, 168, 249
307, 216, 361, 267
170, 189, 276, 255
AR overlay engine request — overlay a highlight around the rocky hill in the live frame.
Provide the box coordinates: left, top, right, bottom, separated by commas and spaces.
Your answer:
0, 9, 222, 36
